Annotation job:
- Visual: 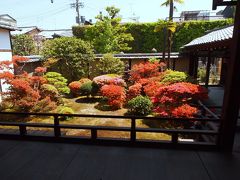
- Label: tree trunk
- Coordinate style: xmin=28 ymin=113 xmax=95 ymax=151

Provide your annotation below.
xmin=167 ymin=0 xmax=174 ymax=68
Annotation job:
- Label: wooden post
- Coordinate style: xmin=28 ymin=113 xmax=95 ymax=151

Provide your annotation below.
xmin=205 ymin=51 xmax=212 ymax=88
xmin=188 ymin=52 xmax=194 ymax=76
xmin=54 ymin=115 xmax=61 ymax=137
xmin=218 ymin=0 xmax=240 ymax=152
xmin=193 ymin=56 xmax=198 ymax=79
xmin=131 ymin=118 xmax=136 ymax=142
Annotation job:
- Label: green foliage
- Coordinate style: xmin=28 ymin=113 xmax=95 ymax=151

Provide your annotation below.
xmin=161 ymin=70 xmax=188 ymax=84
xmin=173 ymin=19 xmax=233 ymax=50
xmin=44 ymin=72 xmax=70 ymax=95
xmin=73 ymin=19 xmax=233 ymax=52
xmin=56 ymin=106 xmax=74 ymax=120
xmin=12 ymin=34 xmax=35 ymax=56
xmin=198 ymin=67 xmax=206 ymax=83
xmin=73 ymin=6 xmax=133 ymax=53
xmin=127 ymin=95 xmax=153 ymax=116
xmin=95 ymin=53 xmax=125 ymax=76
xmin=41 ymin=37 xmax=95 ymax=81
xmin=79 ymin=81 xmax=93 ymax=97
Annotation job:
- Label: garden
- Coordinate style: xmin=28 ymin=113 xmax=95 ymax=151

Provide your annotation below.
xmin=0 ymin=54 xmax=208 ymax=141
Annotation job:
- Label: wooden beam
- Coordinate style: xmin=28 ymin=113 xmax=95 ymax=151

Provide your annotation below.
xmin=218 ymin=0 xmax=240 ymax=152
xmin=213 ymin=0 xmax=237 ymax=10
xmin=205 ymin=52 xmax=212 ymax=88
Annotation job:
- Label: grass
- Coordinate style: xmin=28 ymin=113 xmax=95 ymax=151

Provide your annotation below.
xmin=0 ymin=96 xmax=171 ymax=141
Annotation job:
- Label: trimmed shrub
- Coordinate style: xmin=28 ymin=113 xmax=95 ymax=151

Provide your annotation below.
xmin=56 ymin=106 xmax=74 ymax=120
xmin=160 ymin=70 xmax=188 ymax=84
xmin=127 ymin=83 xmax=142 ymax=100
xmin=93 ymin=74 xmax=126 ymax=87
xmin=100 ymin=84 xmax=126 ymax=109
xmin=40 ymin=84 xmax=61 ymax=104
xmin=127 ymin=95 xmax=153 ymax=116
xmin=95 ymin=53 xmax=125 ymax=76
xmin=68 ymin=81 xmax=82 ymax=95
xmin=79 ymin=81 xmax=93 ymax=97
xmin=44 ymin=72 xmax=70 ymax=95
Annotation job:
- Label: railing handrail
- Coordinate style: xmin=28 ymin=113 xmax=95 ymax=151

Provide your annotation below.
xmin=0 ymin=111 xmax=220 ymax=122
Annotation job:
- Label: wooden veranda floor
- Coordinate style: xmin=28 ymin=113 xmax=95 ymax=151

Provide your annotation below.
xmin=0 ymin=133 xmax=240 ymax=180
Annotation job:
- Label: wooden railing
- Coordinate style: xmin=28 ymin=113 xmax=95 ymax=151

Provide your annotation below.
xmin=0 ymin=110 xmax=220 ymax=149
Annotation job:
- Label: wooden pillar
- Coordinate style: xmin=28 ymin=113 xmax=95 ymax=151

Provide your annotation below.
xmin=193 ymin=56 xmax=198 ymax=79
xmin=172 ymin=58 xmax=176 ymax=70
xmin=205 ymin=51 xmax=212 ymax=88
xmin=188 ymin=52 xmax=195 ymax=76
xmin=218 ymin=0 xmax=240 ymax=152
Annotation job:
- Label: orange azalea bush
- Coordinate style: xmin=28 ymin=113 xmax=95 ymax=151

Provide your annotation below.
xmin=0 ymin=58 xmax=57 ymax=112
xmin=129 ymin=61 xmax=166 ymax=83
xmin=127 ymin=83 xmax=142 ymax=100
xmin=152 ymin=82 xmax=208 ymax=118
xmin=100 ymin=84 xmax=126 ymax=109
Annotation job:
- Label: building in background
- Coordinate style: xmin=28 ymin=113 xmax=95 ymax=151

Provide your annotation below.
xmin=167 ymin=10 xmax=225 ymax=22
xmin=0 ymin=14 xmax=17 ymax=98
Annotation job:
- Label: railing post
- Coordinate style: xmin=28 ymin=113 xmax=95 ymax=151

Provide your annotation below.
xmin=19 ymin=125 xmax=27 ymax=136
xmin=54 ymin=115 xmax=61 ymax=137
xmin=91 ymin=129 xmax=97 ymax=140
xmin=172 ymin=133 xmax=178 ymax=144
xmin=131 ymin=118 xmax=136 ymax=142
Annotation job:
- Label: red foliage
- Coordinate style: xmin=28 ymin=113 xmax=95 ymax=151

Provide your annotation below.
xmin=68 ymin=81 xmax=82 ymax=94
xmin=100 ymin=85 xmax=126 ymax=109
xmin=0 ymin=57 xmax=57 ymax=112
xmin=35 ymin=67 xmax=47 ymax=73
xmin=0 ymin=71 xmax=14 ymax=80
xmin=127 ymin=83 xmax=142 ymax=100
xmin=129 ymin=61 xmax=165 ymax=83
xmin=152 ymin=82 xmax=208 ymax=118
xmin=172 ymin=104 xmax=198 ymax=118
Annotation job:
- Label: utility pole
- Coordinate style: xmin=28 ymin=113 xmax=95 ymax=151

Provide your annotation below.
xmin=70 ymin=0 xmax=84 ymax=25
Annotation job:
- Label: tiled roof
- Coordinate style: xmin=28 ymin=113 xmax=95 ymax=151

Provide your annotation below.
xmin=95 ymin=52 xmax=179 ymax=59
xmin=184 ymin=25 xmax=233 ymax=47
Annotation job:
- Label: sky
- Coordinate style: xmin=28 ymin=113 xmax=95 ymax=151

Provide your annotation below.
xmin=0 ymin=0 xmax=225 ymax=30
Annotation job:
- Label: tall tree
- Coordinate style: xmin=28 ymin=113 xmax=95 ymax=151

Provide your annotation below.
xmin=85 ymin=6 xmax=134 ymax=53
xmin=12 ymin=34 xmax=36 ymax=56
xmin=161 ymin=0 xmax=184 ymax=68
xmin=161 ymin=0 xmax=184 ymax=21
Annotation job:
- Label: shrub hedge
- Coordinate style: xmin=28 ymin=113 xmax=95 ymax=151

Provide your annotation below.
xmin=73 ymin=19 xmax=233 ymax=52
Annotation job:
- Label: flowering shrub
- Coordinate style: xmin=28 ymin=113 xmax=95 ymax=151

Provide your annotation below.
xmin=100 ymin=84 xmax=126 ymax=109
xmin=127 ymin=83 xmax=142 ymax=100
xmin=68 ymin=81 xmax=82 ymax=95
xmin=35 ymin=67 xmax=47 ymax=73
xmin=129 ymin=61 xmax=166 ymax=83
xmin=152 ymin=82 xmax=208 ymax=118
xmin=93 ymin=74 xmax=126 ymax=87
xmin=0 ymin=57 xmax=59 ymax=112
xmin=143 ymin=81 xmax=162 ymax=97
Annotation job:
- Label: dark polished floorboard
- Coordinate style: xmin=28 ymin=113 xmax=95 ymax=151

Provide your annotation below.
xmin=0 ymin=137 xmax=240 ymax=180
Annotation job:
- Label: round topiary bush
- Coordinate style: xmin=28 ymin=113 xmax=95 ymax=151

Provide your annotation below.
xmin=79 ymin=81 xmax=93 ymax=97
xmin=127 ymin=95 xmax=153 ymax=116
xmin=56 ymin=106 xmax=74 ymax=120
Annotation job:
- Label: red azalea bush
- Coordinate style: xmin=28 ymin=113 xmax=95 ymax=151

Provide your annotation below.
xmin=152 ymin=82 xmax=208 ymax=118
xmin=68 ymin=81 xmax=82 ymax=95
xmin=100 ymin=84 xmax=126 ymax=109
xmin=127 ymin=83 xmax=142 ymax=100
xmin=129 ymin=61 xmax=166 ymax=83
xmin=0 ymin=57 xmax=58 ymax=112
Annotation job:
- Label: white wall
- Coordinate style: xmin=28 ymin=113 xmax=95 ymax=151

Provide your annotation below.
xmin=0 ymin=29 xmax=11 ymax=50
xmin=0 ymin=29 xmax=13 ymax=102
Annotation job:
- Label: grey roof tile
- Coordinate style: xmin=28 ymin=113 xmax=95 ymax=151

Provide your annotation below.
xmin=184 ymin=25 xmax=233 ymax=47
